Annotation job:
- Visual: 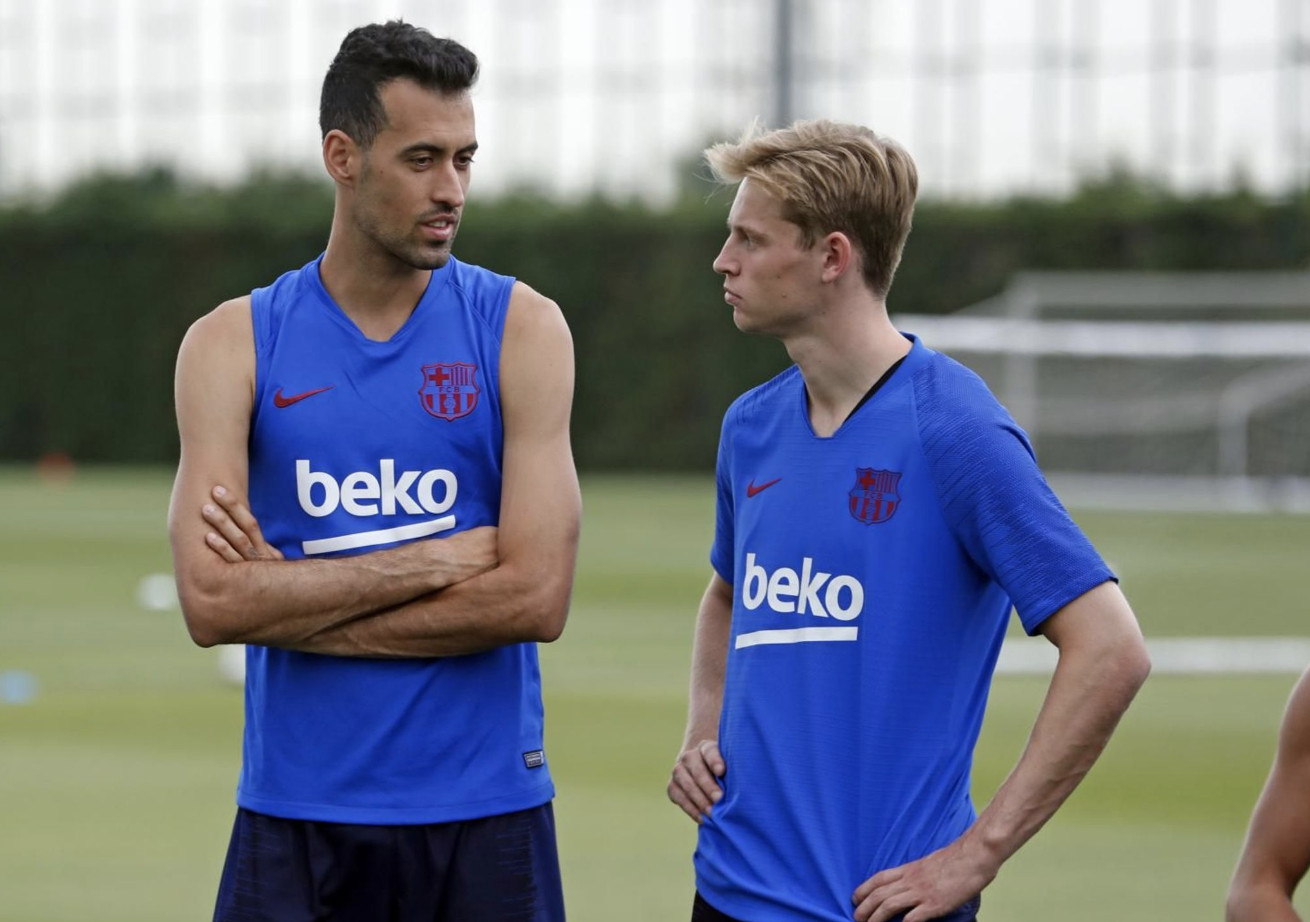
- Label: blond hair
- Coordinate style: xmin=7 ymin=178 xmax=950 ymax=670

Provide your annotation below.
xmin=704 ymin=119 xmax=918 ymax=297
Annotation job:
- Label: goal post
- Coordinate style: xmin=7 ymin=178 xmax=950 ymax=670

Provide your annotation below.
xmin=895 ymin=271 xmax=1310 ymax=512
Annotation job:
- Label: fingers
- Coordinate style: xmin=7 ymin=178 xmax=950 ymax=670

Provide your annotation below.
xmin=666 ymin=773 xmax=706 ymax=823
xmin=211 ymin=486 xmax=280 ymax=558
xmin=205 ymin=529 xmax=245 ymax=563
xmin=853 ymin=859 xmax=973 ymax=922
xmin=853 ymin=879 xmax=917 ymax=922
xmin=202 ymin=485 xmax=283 ymax=561
xmin=853 ymin=867 xmax=894 ymax=904
xmin=667 ymin=741 xmax=726 ymax=823
xmin=698 ymin=739 xmax=726 ymax=775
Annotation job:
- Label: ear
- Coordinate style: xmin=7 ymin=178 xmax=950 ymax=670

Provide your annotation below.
xmin=818 ymin=231 xmax=854 ymax=284
xmin=322 ymin=129 xmax=360 ymax=186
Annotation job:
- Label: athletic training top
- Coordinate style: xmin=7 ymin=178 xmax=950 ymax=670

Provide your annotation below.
xmin=697 ymin=334 xmax=1114 ymax=921
xmin=238 ymin=255 xmax=554 ymax=824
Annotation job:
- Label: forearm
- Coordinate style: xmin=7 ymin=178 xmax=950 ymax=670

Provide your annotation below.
xmin=964 ymin=634 xmax=1149 ymax=864
xmin=177 ymin=538 xmax=481 ymax=648
xmin=1228 ymin=667 xmax=1310 ymax=922
xmin=1226 ymin=878 xmax=1302 ymax=922
xmin=682 ymin=577 xmax=733 ymax=747
xmin=290 ymin=547 xmax=575 ymax=657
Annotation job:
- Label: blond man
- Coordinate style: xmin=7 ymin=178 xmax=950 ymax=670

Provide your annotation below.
xmin=667 ymin=120 xmax=1150 ymax=922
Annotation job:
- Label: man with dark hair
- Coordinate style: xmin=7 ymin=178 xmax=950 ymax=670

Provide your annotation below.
xmin=667 ymin=119 xmax=1151 ymax=922
xmin=169 ymin=21 xmax=577 ymax=921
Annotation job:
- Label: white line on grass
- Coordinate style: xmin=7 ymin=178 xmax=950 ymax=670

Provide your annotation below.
xmin=998 ymin=636 xmax=1310 ymax=675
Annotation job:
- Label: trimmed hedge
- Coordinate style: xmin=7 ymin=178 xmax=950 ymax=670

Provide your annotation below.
xmin=1 ymin=169 xmax=1306 ymax=469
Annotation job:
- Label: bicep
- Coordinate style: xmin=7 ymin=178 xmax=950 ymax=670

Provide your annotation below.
xmin=703 ymin=572 xmax=733 ymax=616
xmin=496 ymin=284 xmax=580 ymax=571
xmin=167 ymin=300 xmax=256 ymax=592
xmin=1036 ymin=582 xmax=1141 ymax=651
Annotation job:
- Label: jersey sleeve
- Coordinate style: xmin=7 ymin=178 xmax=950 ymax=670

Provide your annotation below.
xmin=915 ymin=362 xmax=1116 ymax=635
xmin=709 ymin=408 xmax=736 ymax=585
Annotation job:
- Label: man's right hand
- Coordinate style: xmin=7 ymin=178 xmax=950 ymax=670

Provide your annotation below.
xmin=668 ymin=739 xmax=726 ymax=824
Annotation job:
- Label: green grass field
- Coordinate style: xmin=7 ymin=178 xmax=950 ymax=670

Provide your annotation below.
xmin=1 ymin=466 xmax=1307 ymax=921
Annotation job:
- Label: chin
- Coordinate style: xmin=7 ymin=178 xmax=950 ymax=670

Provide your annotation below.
xmin=400 ymin=245 xmax=453 ymax=271
xmin=731 ymin=309 xmax=763 ymax=335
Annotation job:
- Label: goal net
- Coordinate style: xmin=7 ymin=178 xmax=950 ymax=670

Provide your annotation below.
xmin=896 ymin=271 xmax=1310 ymax=512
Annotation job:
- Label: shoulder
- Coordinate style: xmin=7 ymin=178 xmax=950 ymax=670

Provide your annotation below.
xmin=505 ymin=281 xmax=571 ymax=348
xmin=724 ymin=365 xmax=801 ymax=430
xmin=448 ymin=255 xmax=514 ymax=287
xmin=447 ymin=257 xmax=516 ymax=305
xmin=180 ymin=296 xmax=254 ymax=358
xmin=174 ymin=296 xmax=256 ymax=410
xmin=908 ymin=348 xmax=1031 ymax=458
xmin=910 ymin=348 xmax=1006 ymax=421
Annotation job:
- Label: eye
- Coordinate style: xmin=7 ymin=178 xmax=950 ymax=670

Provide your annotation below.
xmin=455 ymin=154 xmax=475 ymax=170
xmin=411 ymin=156 xmax=434 ymax=169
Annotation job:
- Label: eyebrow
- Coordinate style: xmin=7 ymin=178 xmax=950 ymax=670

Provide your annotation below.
xmin=727 ymin=220 xmax=766 ymax=236
xmin=398 ymin=141 xmax=480 ymax=157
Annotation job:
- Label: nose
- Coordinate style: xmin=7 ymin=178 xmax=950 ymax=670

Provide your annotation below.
xmin=431 ymin=161 xmax=466 ymax=210
xmin=712 ymin=241 xmax=735 ymax=276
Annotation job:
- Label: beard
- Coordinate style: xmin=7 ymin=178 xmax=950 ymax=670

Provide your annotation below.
xmin=356 ymin=206 xmax=459 ymax=270
xmin=351 ymin=171 xmax=461 ymax=271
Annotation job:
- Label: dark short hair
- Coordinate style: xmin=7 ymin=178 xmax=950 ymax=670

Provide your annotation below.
xmin=319 ymin=21 xmax=479 ymax=148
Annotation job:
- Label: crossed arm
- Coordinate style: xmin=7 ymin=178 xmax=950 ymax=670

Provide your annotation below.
xmin=1227 ymin=667 xmax=1310 ymax=922
xmin=168 ymin=282 xmax=580 ymax=657
xmin=667 ymin=579 xmax=1150 ymax=922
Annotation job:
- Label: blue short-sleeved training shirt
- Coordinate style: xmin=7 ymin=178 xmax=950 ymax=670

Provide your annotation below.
xmin=696 ymin=333 xmax=1113 ymax=922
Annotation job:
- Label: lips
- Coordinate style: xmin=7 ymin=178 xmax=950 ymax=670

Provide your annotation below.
xmin=421 ymin=215 xmax=459 ymax=242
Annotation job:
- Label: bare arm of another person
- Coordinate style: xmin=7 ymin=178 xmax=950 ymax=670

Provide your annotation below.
xmin=168 ymin=297 xmax=497 ymax=649
xmin=853 ymin=581 xmax=1151 ymax=922
xmin=269 ymin=282 xmax=581 ymax=657
xmin=1227 ymin=667 xmax=1310 ymax=922
xmin=668 ymin=572 xmax=734 ymax=823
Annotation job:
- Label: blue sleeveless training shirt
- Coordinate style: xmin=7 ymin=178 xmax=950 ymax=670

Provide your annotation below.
xmin=697 ymin=334 xmax=1114 ymax=921
xmin=239 ymin=255 xmax=554 ymax=824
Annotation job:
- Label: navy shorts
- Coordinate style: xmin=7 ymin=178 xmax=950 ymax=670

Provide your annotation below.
xmin=691 ymin=890 xmax=980 ymax=921
xmin=214 ymin=803 xmax=565 ymax=922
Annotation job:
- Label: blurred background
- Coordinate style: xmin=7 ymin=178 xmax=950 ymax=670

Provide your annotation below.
xmin=1 ymin=1 xmax=1309 ymax=920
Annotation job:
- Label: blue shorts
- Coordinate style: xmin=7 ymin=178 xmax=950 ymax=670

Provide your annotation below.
xmin=214 ymin=804 xmax=565 ymax=922
xmin=691 ymin=890 xmax=980 ymax=921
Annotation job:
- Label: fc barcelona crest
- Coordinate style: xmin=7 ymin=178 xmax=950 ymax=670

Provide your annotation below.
xmin=419 ymin=362 xmax=480 ymax=421
xmin=849 ymin=468 xmax=902 ymax=525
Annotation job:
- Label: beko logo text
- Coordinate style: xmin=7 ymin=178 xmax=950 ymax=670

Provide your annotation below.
xmin=296 ymin=459 xmax=457 ymax=518
xmin=741 ymin=552 xmax=864 ymax=621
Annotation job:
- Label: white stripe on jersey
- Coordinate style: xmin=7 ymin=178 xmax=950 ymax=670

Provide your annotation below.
xmin=302 ymin=515 xmax=456 ymax=555
xmin=735 ymin=627 xmax=859 ymax=649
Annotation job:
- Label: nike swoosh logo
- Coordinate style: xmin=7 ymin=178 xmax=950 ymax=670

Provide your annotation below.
xmin=746 ymin=477 xmax=782 ymax=498
xmin=273 ymin=386 xmax=334 ymax=408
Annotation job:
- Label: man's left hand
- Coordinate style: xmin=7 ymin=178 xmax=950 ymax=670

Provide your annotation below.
xmin=851 ymin=836 xmax=996 ymax=922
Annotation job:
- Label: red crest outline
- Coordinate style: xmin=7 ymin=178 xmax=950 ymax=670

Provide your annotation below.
xmin=419 ymin=362 xmax=480 ymax=421
xmin=849 ymin=468 xmax=902 ymax=525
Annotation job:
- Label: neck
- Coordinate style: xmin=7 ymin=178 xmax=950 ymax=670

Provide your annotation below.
xmin=320 ymin=216 xmax=434 ymax=341
xmin=783 ymin=292 xmax=909 ymax=437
